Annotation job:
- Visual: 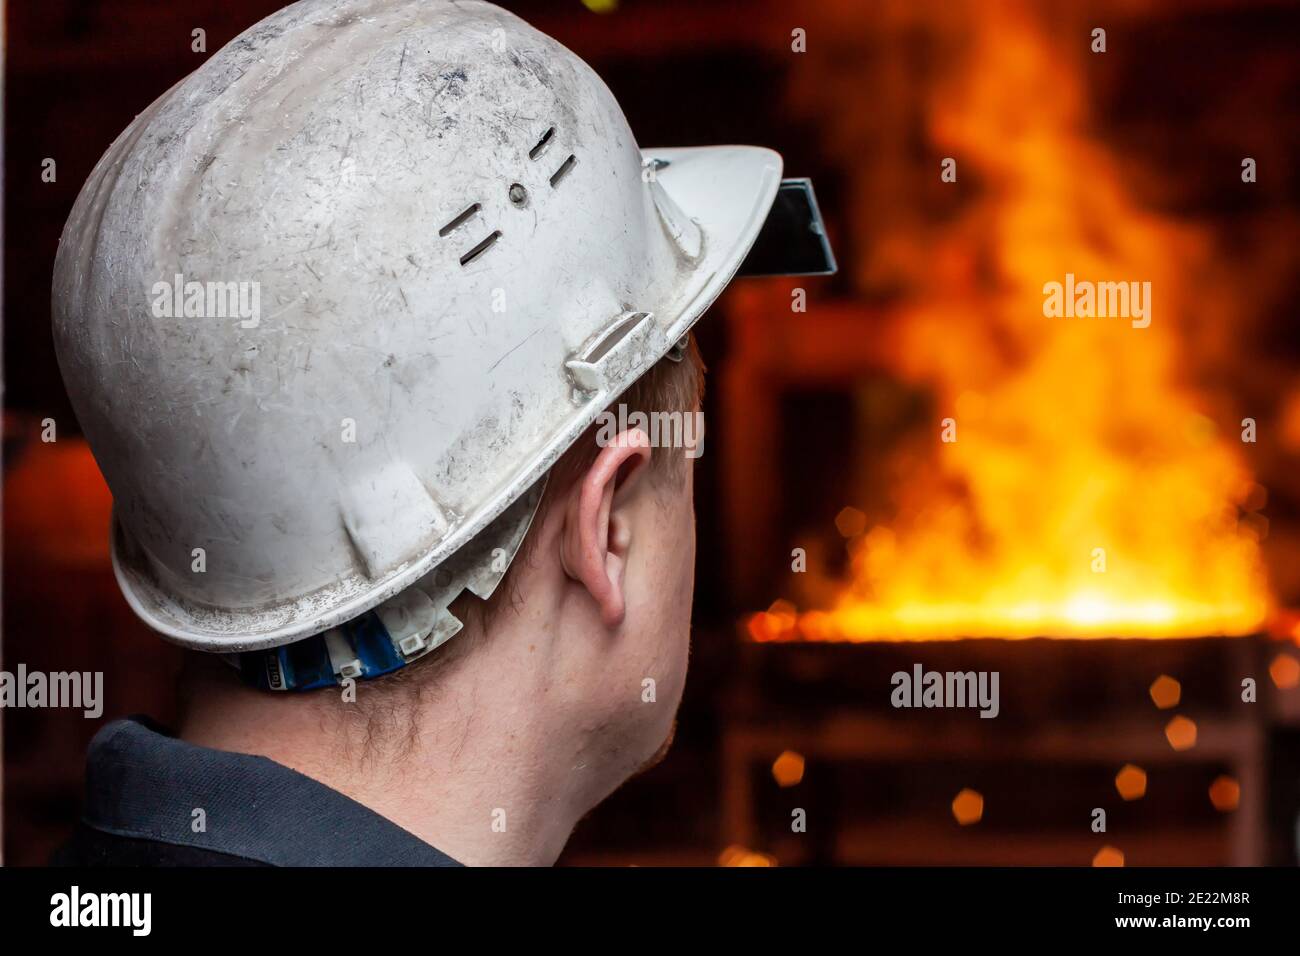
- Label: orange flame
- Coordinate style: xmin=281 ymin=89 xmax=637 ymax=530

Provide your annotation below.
xmin=763 ymin=3 xmax=1270 ymax=640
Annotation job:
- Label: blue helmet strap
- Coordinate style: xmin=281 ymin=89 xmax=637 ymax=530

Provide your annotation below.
xmin=236 ymin=610 xmax=405 ymax=692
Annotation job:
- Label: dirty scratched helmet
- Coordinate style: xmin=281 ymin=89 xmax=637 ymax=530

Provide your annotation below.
xmin=53 ymin=0 xmax=832 ymax=687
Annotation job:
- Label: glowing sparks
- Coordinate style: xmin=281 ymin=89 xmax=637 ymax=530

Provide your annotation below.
xmin=717 ymin=845 xmax=776 ymax=867
xmin=1115 ymin=765 xmax=1147 ymax=801
xmin=1270 ymin=654 xmax=1300 ymax=690
xmin=1208 ymin=776 xmax=1240 ymax=812
xmin=1164 ymin=716 xmax=1197 ymax=752
xmin=771 ymin=751 xmax=806 ymax=788
xmin=1092 ymin=846 xmax=1125 ymax=867
xmin=951 ymin=788 xmax=984 ymax=825
xmin=1148 ymin=675 xmax=1181 ymax=710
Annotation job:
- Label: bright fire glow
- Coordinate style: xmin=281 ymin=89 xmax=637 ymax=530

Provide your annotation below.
xmin=753 ymin=4 xmax=1270 ymax=641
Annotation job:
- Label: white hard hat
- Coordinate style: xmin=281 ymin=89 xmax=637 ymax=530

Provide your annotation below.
xmin=53 ymin=0 xmax=786 ymax=655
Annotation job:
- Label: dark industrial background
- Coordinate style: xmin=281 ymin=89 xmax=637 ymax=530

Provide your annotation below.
xmin=5 ymin=0 xmax=1300 ymax=865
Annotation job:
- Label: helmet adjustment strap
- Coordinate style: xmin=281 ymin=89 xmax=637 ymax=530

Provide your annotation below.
xmin=233 ymin=477 xmax=547 ymax=692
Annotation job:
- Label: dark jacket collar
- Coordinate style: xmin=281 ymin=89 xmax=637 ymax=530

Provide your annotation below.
xmin=81 ymin=717 xmax=462 ymax=867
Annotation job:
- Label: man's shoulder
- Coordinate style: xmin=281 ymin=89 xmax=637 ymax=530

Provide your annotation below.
xmin=64 ymin=715 xmax=462 ymax=867
xmin=52 ymin=822 xmax=270 ymax=867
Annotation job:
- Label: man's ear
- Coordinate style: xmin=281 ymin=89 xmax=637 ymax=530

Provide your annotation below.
xmin=559 ymin=428 xmax=652 ymax=628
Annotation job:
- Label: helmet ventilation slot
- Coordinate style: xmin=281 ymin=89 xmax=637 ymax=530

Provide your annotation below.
xmin=439 ymin=202 xmax=481 ymax=237
xmin=528 ymin=126 xmax=555 ymax=160
xmin=549 ymin=154 xmax=577 ymax=188
xmin=581 ymin=311 xmax=651 ymax=363
xmin=459 ymin=230 xmax=502 ymax=266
